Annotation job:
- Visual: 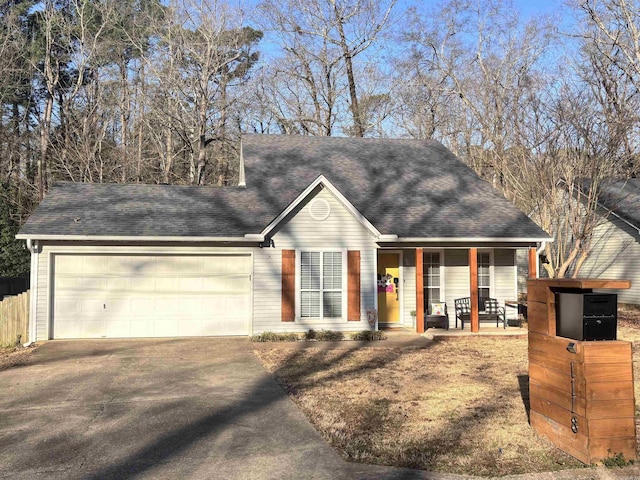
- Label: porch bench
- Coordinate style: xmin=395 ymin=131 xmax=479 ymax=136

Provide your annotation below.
xmin=454 ymin=297 xmax=507 ymax=330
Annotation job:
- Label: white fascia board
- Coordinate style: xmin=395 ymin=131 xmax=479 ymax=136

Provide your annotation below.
xmin=260 ymin=174 xmax=382 ymax=238
xmin=15 ymin=234 xmax=262 ymax=243
xmin=238 ymin=140 xmax=246 ymax=187
xmin=378 ymin=237 xmax=554 ymax=243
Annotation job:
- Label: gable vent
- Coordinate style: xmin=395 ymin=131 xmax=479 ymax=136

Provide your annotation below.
xmin=309 ymin=198 xmax=331 ymax=221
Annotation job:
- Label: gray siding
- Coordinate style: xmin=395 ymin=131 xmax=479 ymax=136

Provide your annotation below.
xmin=580 ymin=216 xmax=640 ymax=304
xmin=256 ymin=187 xmax=378 ymax=333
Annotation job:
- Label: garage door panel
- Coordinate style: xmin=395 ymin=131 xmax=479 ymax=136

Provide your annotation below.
xmin=105 ymin=319 xmax=131 ymax=337
xmin=56 ymin=298 xmax=80 ymax=315
xmin=179 ymin=257 xmax=204 ymax=273
xmin=81 ymin=318 xmax=105 ymax=338
xmin=155 ymin=298 xmax=180 ymax=314
xmin=179 ymin=277 xmax=203 ymax=292
xmin=178 ymin=297 xmax=202 ymax=314
xmin=156 ymin=277 xmax=179 ymax=292
xmin=83 ymin=277 xmax=107 ymax=291
xmin=129 ymin=318 xmax=154 ymax=337
xmin=154 ymin=257 xmax=180 ymax=273
xmin=56 ymin=277 xmax=82 ymax=291
xmin=81 ymin=298 xmax=104 ymax=313
xmin=106 ymin=277 xmax=130 ymax=291
xmin=83 ymin=256 xmax=109 ymax=274
xmin=154 ymin=318 xmax=180 ymax=337
xmin=53 ymin=254 xmax=252 ymax=339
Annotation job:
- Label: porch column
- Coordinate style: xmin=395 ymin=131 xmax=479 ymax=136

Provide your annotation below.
xmin=528 ymin=247 xmax=537 ymax=279
xmin=416 ymin=248 xmax=424 ymax=333
xmin=469 ymin=248 xmax=479 ymax=333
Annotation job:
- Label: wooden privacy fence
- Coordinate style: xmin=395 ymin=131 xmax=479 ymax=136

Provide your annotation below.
xmin=0 ymin=291 xmax=29 ymax=347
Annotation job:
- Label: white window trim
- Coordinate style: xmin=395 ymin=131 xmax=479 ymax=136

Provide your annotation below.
xmin=295 ymin=248 xmax=348 ymax=321
xmin=477 ymin=249 xmax=495 ymax=301
xmin=423 ymin=248 xmax=445 ymax=305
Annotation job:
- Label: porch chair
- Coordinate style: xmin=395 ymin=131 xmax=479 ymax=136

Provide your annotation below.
xmin=484 ymin=298 xmax=507 ymax=329
xmin=454 ymin=297 xmax=470 ymax=329
xmin=424 ymin=302 xmax=449 ymax=330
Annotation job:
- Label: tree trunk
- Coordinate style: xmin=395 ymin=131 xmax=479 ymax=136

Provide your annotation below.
xmin=333 ymin=3 xmax=363 ymax=137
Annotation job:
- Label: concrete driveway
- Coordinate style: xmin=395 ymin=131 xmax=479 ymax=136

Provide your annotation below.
xmin=0 ymin=338 xmax=440 ymax=480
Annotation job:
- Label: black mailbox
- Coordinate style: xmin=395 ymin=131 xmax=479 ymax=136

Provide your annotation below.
xmin=555 ymin=293 xmax=617 ymax=341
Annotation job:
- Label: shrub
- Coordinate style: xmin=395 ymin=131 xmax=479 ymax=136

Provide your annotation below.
xmin=602 ymin=451 xmax=634 ymax=468
xmin=251 ymin=331 xmax=299 ymax=342
xmin=314 ymin=329 xmax=343 ymax=341
xmin=350 ymin=330 xmax=387 ymax=341
xmin=304 ymin=329 xmax=317 ymax=340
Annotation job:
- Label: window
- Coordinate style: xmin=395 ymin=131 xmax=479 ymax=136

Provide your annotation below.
xmin=478 ymin=251 xmax=491 ymax=309
xmin=423 ymin=251 xmax=441 ymax=306
xmin=300 ymin=251 xmax=343 ymax=318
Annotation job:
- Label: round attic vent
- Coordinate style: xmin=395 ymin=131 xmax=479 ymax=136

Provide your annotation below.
xmin=309 ymin=198 xmax=331 ymax=221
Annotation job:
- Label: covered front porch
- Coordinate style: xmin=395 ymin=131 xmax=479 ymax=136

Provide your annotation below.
xmin=375 ymin=245 xmax=541 ymax=333
xmin=415 ymin=247 xmax=538 ymax=336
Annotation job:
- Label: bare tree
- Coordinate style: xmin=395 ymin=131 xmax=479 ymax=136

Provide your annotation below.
xmin=403 ymin=0 xmax=554 ymax=196
xmin=256 ymin=0 xmax=396 ymax=137
xmin=145 ymin=0 xmax=260 ymax=185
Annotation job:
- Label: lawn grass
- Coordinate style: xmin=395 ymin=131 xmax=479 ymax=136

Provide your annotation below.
xmin=254 ymin=313 xmax=640 ymax=476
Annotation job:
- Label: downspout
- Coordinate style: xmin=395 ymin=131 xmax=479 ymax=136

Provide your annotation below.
xmin=25 ymin=239 xmax=38 ymax=346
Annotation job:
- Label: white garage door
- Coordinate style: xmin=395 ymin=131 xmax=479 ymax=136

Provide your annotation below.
xmin=52 ymin=254 xmax=252 ymax=339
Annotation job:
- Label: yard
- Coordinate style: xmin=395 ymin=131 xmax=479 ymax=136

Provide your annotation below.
xmin=254 ymin=309 xmax=640 ymax=477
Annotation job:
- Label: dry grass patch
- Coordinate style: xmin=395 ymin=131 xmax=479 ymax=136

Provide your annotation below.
xmin=255 ymin=338 xmax=586 ymax=476
xmin=0 ymin=345 xmax=36 ymax=371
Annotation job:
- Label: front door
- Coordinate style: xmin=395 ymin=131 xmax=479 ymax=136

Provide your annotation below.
xmin=378 ymin=253 xmax=400 ymax=323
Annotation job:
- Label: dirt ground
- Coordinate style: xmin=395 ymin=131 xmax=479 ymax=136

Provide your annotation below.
xmin=255 ymin=309 xmax=640 ymax=477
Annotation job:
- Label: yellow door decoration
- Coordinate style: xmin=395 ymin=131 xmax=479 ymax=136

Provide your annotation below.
xmin=377 ymin=253 xmax=400 ymax=323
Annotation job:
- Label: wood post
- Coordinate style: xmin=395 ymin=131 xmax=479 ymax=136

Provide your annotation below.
xmin=469 ymin=248 xmax=479 ymax=333
xmin=528 ymin=247 xmax=537 ymax=279
xmin=281 ymin=250 xmax=295 ymax=322
xmin=416 ymin=248 xmax=424 ymax=333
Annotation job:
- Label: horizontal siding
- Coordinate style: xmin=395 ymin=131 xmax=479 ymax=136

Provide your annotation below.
xmin=494 ymin=249 xmax=517 ymax=320
xmin=444 ymin=249 xmax=469 ymax=328
xmin=516 ymin=249 xmax=528 ymax=296
xmin=403 ymin=249 xmax=416 ymax=329
xmin=254 ymin=188 xmax=378 ymax=333
xmin=36 ymin=249 xmax=48 ymax=341
xmin=580 ymin=217 xmax=640 ymax=304
xmin=252 ymin=249 xmax=282 ymax=332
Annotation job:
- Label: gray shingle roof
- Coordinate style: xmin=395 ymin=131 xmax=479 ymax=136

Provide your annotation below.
xmin=595 ymin=179 xmax=640 ymax=228
xmin=18 ymin=134 xmax=550 ymax=240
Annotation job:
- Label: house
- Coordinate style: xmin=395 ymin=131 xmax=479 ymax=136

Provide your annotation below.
xmin=575 ymin=179 xmax=640 ymax=304
xmin=17 ymin=135 xmax=551 ymax=340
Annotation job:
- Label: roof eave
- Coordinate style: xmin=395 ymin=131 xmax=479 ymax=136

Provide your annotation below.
xmin=15 ymin=234 xmax=264 ymax=243
xmin=377 ymin=236 xmax=553 ymax=243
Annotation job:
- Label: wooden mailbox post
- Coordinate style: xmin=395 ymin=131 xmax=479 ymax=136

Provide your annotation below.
xmin=528 ymin=278 xmax=636 ymax=464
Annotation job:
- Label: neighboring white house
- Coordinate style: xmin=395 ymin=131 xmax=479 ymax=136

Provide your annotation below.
xmin=17 ymin=135 xmax=550 ymax=340
xmin=577 ymin=179 xmax=640 ymax=305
